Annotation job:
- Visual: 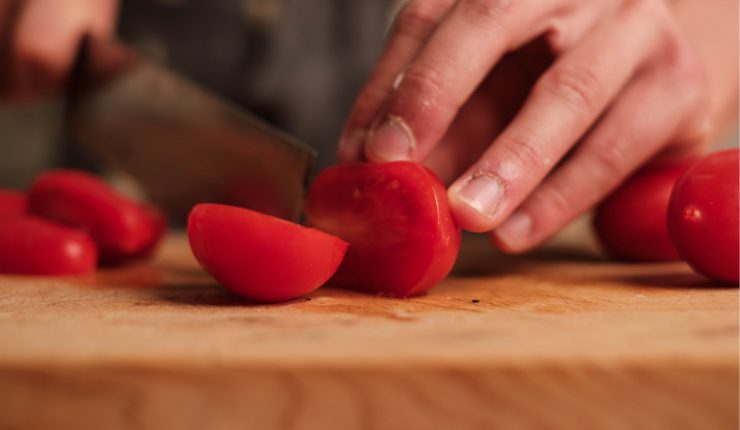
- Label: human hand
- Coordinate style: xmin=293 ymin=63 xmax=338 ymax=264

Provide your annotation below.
xmin=0 ymin=0 xmax=117 ymax=103
xmin=338 ymin=0 xmax=710 ymax=252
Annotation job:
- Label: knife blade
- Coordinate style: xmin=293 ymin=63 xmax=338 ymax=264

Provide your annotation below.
xmin=65 ymin=38 xmax=316 ymax=222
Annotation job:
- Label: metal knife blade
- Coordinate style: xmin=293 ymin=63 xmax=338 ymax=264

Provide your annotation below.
xmin=65 ymin=39 xmax=316 ymax=222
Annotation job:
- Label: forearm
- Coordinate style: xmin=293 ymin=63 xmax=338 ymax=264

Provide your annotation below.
xmin=672 ymin=0 xmax=739 ymax=142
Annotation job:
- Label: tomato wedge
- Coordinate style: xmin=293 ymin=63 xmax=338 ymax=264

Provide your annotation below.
xmin=593 ymin=162 xmax=691 ymax=261
xmin=668 ymin=149 xmax=739 ymax=283
xmin=28 ymin=170 xmax=165 ymax=264
xmin=188 ymin=203 xmax=348 ymax=302
xmin=305 ymin=161 xmax=461 ymax=297
xmin=0 ymin=216 xmax=97 ymax=276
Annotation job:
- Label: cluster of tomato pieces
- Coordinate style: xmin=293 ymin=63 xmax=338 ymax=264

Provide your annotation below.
xmin=0 ymin=170 xmax=166 ymax=275
xmin=191 ymin=150 xmax=738 ymax=303
xmin=188 ymin=162 xmax=462 ymax=302
xmin=2 ymin=149 xmax=735 ymax=301
xmin=594 ymin=149 xmax=738 ymax=284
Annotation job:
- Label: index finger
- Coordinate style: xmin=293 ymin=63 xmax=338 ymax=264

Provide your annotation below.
xmin=362 ymin=0 xmax=571 ymax=163
xmin=338 ymin=0 xmax=453 ymax=162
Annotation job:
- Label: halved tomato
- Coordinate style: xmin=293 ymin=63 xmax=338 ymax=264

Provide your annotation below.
xmin=188 ymin=203 xmax=348 ymax=302
xmin=305 ymin=162 xmax=461 ymax=297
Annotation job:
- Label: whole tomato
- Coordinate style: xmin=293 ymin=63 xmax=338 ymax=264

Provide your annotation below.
xmin=28 ymin=170 xmax=166 ymax=264
xmin=593 ymin=162 xmax=692 ymax=261
xmin=0 ymin=216 xmax=97 ymax=276
xmin=668 ymin=149 xmax=739 ymax=283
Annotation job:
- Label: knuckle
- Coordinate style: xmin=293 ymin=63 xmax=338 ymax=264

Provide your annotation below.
xmin=457 ymin=0 xmax=515 ymax=29
xmin=535 ymin=184 xmax=575 ymax=223
xmin=500 ymin=132 xmax=545 ymax=173
xmin=401 ymin=63 xmax=448 ymax=102
xmin=395 ymin=1 xmax=447 ymax=40
xmin=665 ymin=39 xmax=705 ymax=85
xmin=620 ymin=0 xmax=664 ymax=19
xmin=589 ymin=137 xmax=632 ymax=179
xmin=660 ymin=37 xmax=710 ymax=114
xmin=539 ymin=64 xmax=600 ymax=114
xmin=683 ymin=118 xmax=712 ymax=147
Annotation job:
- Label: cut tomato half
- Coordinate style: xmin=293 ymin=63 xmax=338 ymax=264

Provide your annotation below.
xmin=188 ymin=203 xmax=348 ymax=302
xmin=305 ymin=161 xmax=461 ymax=297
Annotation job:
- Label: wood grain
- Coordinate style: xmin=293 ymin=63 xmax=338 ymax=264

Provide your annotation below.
xmin=0 ymin=229 xmax=737 ymax=430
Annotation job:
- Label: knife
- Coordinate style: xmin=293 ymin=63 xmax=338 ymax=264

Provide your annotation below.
xmin=65 ymin=38 xmax=316 ymax=222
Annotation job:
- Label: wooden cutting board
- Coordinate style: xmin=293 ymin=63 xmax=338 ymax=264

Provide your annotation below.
xmin=0 ymin=226 xmax=737 ymax=430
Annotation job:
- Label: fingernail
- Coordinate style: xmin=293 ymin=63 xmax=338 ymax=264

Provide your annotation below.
xmin=366 ymin=115 xmax=414 ymax=161
xmin=453 ymin=175 xmax=504 ymax=218
xmin=339 ymin=129 xmax=366 ymax=161
xmin=494 ymin=211 xmax=532 ymax=249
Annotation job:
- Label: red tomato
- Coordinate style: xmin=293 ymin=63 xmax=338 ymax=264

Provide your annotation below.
xmin=28 ymin=170 xmax=165 ymax=264
xmin=593 ymin=162 xmax=692 ymax=261
xmin=0 ymin=190 xmax=27 ymax=218
xmin=0 ymin=216 xmax=97 ymax=275
xmin=668 ymin=149 xmax=739 ymax=283
xmin=305 ymin=161 xmax=461 ymax=297
xmin=188 ymin=203 xmax=348 ymax=302
xmin=132 ymin=206 xmax=167 ymax=260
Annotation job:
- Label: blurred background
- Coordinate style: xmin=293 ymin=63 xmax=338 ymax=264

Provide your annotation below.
xmin=0 ymin=0 xmax=398 ymax=188
xmin=0 ymin=0 xmax=736 ymax=191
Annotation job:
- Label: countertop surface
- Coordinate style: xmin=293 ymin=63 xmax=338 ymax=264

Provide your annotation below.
xmin=0 ymin=231 xmax=737 ymax=430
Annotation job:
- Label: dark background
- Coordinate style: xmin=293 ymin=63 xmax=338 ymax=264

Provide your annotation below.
xmin=0 ymin=0 xmax=397 ymax=187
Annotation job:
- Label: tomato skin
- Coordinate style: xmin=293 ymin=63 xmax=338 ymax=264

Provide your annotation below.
xmin=0 ymin=190 xmax=27 ymax=218
xmin=28 ymin=170 xmax=164 ymax=264
xmin=0 ymin=216 xmax=97 ymax=276
xmin=593 ymin=163 xmax=692 ymax=262
xmin=188 ymin=203 xmax=348 ymax=302
xmin=133 ymin=206 xmax=167 ymax=260
xmin=668 ymin=149 xmax=739 ymax=283
xmin=305 ymin=161 xmax=461 ymax=297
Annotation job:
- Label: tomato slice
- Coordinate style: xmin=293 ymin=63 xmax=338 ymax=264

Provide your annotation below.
xmin=593 ymin=162 xmax=692 ymax=262
xmin=28 ymin=170 xmax=165 ymax=264
xmin=0 ymin=190 xmax=27 ymax=219
xmin=305 ymin=161 xmax=461 ymax=297
xmin=0 ymin=216 xmax=97 ymax=276
xmin=668 ymin=149 xmax=739 ymax=283
xmin=188 ymin=203 xmax=348 ymax=302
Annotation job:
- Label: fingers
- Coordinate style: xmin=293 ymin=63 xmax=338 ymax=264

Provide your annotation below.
xmin=362 ymin=0 xmax=589 ymax=164
xmin=337 ymin=0 xmax=453 ymax=162
xmin=2 ymin=0 xmax=117 ymax=103
xmin=423 ymin=36 xmax=555 ymax=184
xmin=490 ymin=42 xmax=709 ymax=252
xmin=447 ymin=0 xmax=669 ymax=232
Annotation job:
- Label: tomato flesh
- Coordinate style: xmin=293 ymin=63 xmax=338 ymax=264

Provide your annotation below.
xmin=188 ymin=203 xmax=348 ymax=302
xmin=668 ymin=149 xmax=739 ymax=283
xmin=0 ymin=216 xmax=97 ymax=276
xmin=593 ymin=163 xmax=691 ymax=261
xmin=28 ymin=170 xmax=165 ymax=264
xmin=305 ymin=161 xmax=461 ymax=297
